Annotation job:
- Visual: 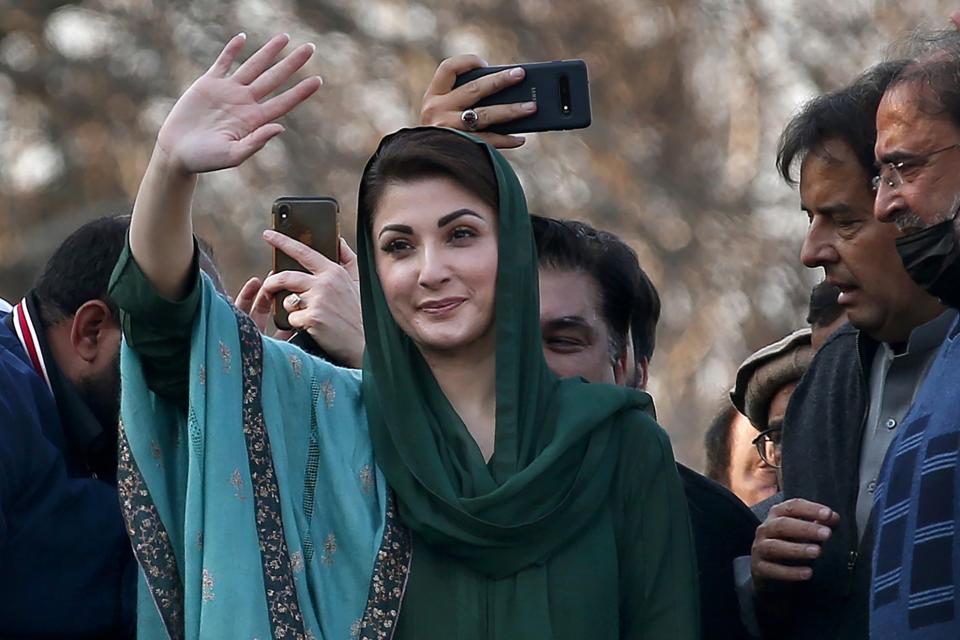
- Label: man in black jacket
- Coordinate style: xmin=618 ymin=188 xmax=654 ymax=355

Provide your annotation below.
xmin=746 ymin=62 xmax=955 ymax=639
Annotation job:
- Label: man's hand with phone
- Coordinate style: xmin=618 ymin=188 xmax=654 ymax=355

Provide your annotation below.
xmin=234 ymin=231 xmax=365 ymax=368
xmin=420 ymin=54 xmax=536 ymax=149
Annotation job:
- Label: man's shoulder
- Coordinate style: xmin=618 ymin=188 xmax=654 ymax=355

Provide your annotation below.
xmin=814 ymin=322 xmax=861 ymax=359
xmin=678 ymin=463 xmax=760 ymax=537
xmin=0 ymin=322 xmax=57 ymax=432
xmin=791 ymin=323 xmax=866 ymax=401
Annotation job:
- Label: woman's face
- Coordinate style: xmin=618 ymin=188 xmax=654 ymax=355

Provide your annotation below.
xmin=372 ymin=176 xmax=499 ymax=355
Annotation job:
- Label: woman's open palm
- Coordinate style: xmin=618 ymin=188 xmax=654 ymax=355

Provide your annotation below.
xmin=157 ymin=33 xmax=322 ymax=174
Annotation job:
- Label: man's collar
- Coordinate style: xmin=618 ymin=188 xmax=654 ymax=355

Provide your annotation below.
xmin=884 ymin=308 xmax=959 ymax=356
xmin=5 ymin=292 xmax=111 ymax=479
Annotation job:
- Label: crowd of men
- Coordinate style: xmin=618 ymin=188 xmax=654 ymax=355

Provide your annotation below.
xmin=3 ymin=18 xmax=960 ymax=640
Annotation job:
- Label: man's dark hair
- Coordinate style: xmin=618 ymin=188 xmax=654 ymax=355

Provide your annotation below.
xmin=33 ymin=215 xmax=131 ymax=328
xmin=704 ymin=401 xmax=739 ymax=487
xmin=608 ymin=233 xmax=661 ymax=363
xmin=776 ymin=60 xmax=908 ymax=187
xmin=885 ymin=29 xmax=960 ymax=130
xmin=531 ymin=216 xmax=661 ymax=369
xmin=806 ymin=281 xmax=844 ymax=328
xmin=531 ymin=216 xmax=634 ymax=363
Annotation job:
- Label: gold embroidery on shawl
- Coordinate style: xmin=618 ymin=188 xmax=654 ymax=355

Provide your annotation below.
xmin=219 ymin=341 xmax=231 ymax=373
xmin=360 ymin=465 xmax=374 ymax=494
xmin=201 ymin=568 xmax=215 ymax=601
xmin=358 ymin=493 xmax=412 ymax=639
xmin=231 ymin=468 xmax=247 ymax=501
xmin=289 ymin=354 xmax=302 ymax=377
xmin=117 ymin=421 xmax=185 ymax=638
xmin=234 ymin=309 xmax=307 ymax=638
xmin=321 ymin=533 xmax=338 ymax=566
xmin=290 ymin=551 xmax=305 ymax=574
xmin=321 ymin=380 xmax=336 ymax=408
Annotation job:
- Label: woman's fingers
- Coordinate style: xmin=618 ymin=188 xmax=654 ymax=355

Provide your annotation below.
xmin=209 ymin=33 xmax=248 ymax=76
xmin=338 ymin=237 xmax=360 ymax=280
xmin=250 ymin=42 xmax=317 ymax=100
xmin=260 ymin=270 xmax=317 ymax=296
xmin=262 ymin=228 xmax=336 ymax=273
xmin=259 ymin=75 xmax=323 ymax=123
xmin=234 ymin=276 xmax=262 ymax=314
xmin=233 ymin=273 xmax=274 ymax=333
xmin=427 ymin=101 xmax=536 ymax=131
xmin=476 ymin=132 xmax=526 ymax=149
xmin=425 ymin=54 xmax=488 ymax=98
xmin=232 ymin=123 xmax=286 ymax=166
xmin=445 ymin=66 xmax=525 ymax=110
xmin=233 ymin=33 xmax=290 ymax=84
xmin=420 ymin=57 xmax=530 ymax=149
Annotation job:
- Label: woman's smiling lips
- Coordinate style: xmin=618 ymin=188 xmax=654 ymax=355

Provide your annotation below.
xmin=418 ymin=297 xmax=467 ymax=316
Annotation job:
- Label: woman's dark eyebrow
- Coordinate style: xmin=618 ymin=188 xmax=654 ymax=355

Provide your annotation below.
xmin=377 ymin=224 xmax=414 ymax=239
xmin=437 ymin=209 xmax=483 ymax=228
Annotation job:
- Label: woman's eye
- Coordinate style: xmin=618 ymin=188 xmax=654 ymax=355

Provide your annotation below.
xmin=449 ymin=227 xmax=478 ymax=243
xmin=381 ymin=238 xmax=414 ymax=254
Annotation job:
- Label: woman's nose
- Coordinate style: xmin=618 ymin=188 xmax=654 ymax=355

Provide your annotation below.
xmin=417 ymin=246 xmax=452 ymax=289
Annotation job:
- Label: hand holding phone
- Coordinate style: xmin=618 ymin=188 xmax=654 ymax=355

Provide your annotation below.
xmin=420 ymin=54 xmax=591 ymax=144
xmin=421 ymin=54 xmax=533 ymax=149
xmin=271 ymin=197 xmax=339 ymax=330
xmin=452 ymin=59 xmax=591 ymax=135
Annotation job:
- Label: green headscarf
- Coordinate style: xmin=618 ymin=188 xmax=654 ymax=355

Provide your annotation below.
xmin=358 ymin=127 xmax=650 ymax=578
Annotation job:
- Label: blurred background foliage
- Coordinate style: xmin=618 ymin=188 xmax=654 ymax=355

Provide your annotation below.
xmin=0 ymin=0 xmax=955 ymax=468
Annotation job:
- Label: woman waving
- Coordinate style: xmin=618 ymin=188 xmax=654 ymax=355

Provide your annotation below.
xmin=111 ymin=34 xmax=699 ymax=639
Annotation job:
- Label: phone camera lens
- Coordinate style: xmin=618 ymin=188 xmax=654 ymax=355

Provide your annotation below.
xmin=277 ymin=203 xmax=291 ymax=226
xmin=559 ymin=74 xmax=572 ymax=116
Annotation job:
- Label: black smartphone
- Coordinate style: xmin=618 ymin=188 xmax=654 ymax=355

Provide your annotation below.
xmin=271 ymin=196 xmax=339 ymax=331
xmin=452 ymin=59 xmax=591 ymax=135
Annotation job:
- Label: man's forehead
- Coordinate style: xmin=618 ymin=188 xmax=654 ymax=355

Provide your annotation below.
xmin=877 ymin=83 xmax=956 ymax=151
xmin=538 ymin=267 xmax=602 ymax=319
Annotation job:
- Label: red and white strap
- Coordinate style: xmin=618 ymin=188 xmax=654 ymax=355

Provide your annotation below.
xmin=12 ymin=299 xmax=52 ymax=392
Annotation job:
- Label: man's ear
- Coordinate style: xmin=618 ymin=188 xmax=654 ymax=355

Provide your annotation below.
xmin=637 ymin=356 xmax=650 ymax=390
xmin=70 ymin=300 xmax=115 ymax=363
xmin=613 ymin=344 xmax=629 ymax=386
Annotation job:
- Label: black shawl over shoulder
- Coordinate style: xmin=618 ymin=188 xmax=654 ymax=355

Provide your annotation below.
xmin=759 ymin=324 xmax=878 ymax=640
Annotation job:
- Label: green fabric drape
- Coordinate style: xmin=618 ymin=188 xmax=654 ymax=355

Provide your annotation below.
xmin=359 ymin=127 xmax=626 ymax=576
xmin=357 ymin=128 xmax=698 ymax=638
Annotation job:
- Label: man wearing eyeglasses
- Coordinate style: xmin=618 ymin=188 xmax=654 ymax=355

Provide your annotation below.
xmin=744 ymin=60 xmax=954 ymax=640
xmin=868 ymin=30 xmax=960 ymax=640
xmin=731 ymin=328 xmax=814 ymax=516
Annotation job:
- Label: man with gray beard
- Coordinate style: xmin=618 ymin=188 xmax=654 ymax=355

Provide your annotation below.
xmin=869 ymin=29 xmax=960 ymax=640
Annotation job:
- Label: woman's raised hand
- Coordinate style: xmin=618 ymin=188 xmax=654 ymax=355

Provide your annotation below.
xmin=129 ymin=33 xmax=321 ymax=301
xmin=157 ymin=33 xmax=322 ymax=174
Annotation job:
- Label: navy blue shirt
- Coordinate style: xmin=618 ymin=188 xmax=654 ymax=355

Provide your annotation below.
xmin=0 ymin=298 xmax=135 ymax=637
